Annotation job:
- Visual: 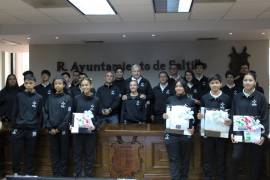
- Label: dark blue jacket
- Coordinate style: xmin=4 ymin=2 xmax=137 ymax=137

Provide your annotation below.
xmin=43 ymin=92 xmax=72 ymax=130
xmin=12 ymin=91 xmax=43 ymax=130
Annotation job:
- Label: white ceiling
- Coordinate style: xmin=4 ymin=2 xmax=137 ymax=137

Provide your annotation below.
xmin=0 ymin=0 xmax=270 ymax=44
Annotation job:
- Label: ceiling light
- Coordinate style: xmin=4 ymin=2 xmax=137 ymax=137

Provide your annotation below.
xmin=26 ymin=37 xmax=31 ymax=40
xmin=67 ymin=0 xmax=116 ymax=15
xmin=122 ymin=34 xmax=127 ymax=38
xmin=153 ymin=0 xmax=193 ymax=13
xmin=152 ymin=34 xmax=156 ymax=37
xmin=261 ymin=32 xmax=265 ymax=35
xmin=55 ymin=36 xmax=59 ymax=40
xmin=229 ymin=32 xmax=233 ymax=35
xmin=178 ymin=0 xmax=193 ymax=12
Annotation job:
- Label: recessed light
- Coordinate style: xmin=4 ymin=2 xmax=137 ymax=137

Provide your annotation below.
xmin=178 ymin=0 xmax=193 ymax=13
xmin=55 ymin=36 xmax=59 ymax=40
xmin=229 ymin=32 xmax=233 ymax=35
xmin=154 ymin=0 xmax=194 ymax=13
xmin=261 ymin=32 xmax=266 ymax=35
xmin=122 ymin=34 xmax=127 ymax=38
xmin=152 ymin=34 xmax=157 ymax=37
xmin=67 ymin=0 xmax=116 ymax=15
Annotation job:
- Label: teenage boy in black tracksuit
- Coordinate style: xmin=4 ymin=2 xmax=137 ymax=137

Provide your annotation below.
xmin=113 ymin=67 xmax=126 ymax=118
xmin=199 ymin=75 xmax=231 ymax=180
xmin=163 ymin=80 xmax=195 ymax=180
xmin=113 ymin=67 xmax=126 ymax=95
xmin=235 ymin=64 xmax=249 ymax=88
xmin=61 ymin=72 xmax=73 ymax=95
xmin=193 ymin=60 xmax=209 ymax=96
xmin=19 ymin=71 xmax=34 ymax=92
xmin=168 ymin=64 xmax=179 ymax=89
xmin=71 ymin=72 xmax=96 ymax=98
xmin=222 ymin=70 xmax=241 ymax=98
xmin=229 ymin=72 xmax=269 ymax=180
xmin=96 ymin=71 xmax=121 ymax=124
xmin=151 ymin=71 xmax=174 ymax=123
xmin=73 ymin=78 xmax=101 ymax=177
xmin=11 ymin=75 xmax=43 ymax=175
xmin=35 ymin=69 xmax=52 ymax=103
xmin=43 ymin=77 xmax=72 ymax=177
xmin=70 ymin=71 xmax=81 ymax=98
xmin=121 ymin=80 xmax=147 ymax=124
xmin=235 ymin=64 xmax=264 ymax=94
xmin=61 ymin=72 xmax=72 ymax=89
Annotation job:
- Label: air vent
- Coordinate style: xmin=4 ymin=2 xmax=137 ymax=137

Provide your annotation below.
xmin=84 ymin=41 xmax=104 ymax=44
xmin=197 ymin=37 xmax=219 ymax=41
xmin=22 ymin=0 xmax=71 ymax=8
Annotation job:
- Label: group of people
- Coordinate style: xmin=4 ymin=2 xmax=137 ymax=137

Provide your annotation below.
xmin=0 ymin=60 xmax=268 ymax=180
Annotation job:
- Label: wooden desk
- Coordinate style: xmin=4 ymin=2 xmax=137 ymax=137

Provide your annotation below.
xmin=2 ymin=124 xmax=270 ymax=180
xmin=94 ymin=124 xmax=202 ymax=180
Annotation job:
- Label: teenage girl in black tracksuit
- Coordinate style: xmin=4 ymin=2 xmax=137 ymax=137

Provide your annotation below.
xmin=183 ymin=70 xmax=200 ymax=103
xmin=73 ymin=78 xmax=101 ymax=177
xmin=0 ymin=74 xmax=20 ymax=178
xmin=229 ymin=72 xmax=269 ymax=180
xmin=121 ymin=80 xmax=147 ymax=124
xmin=43 ymin=76 xmax=72 ymax=177
xmin=183 ymin=70 xmax=201 ymax=129
xmin=163 ymin=80 xmax=195 ymax=180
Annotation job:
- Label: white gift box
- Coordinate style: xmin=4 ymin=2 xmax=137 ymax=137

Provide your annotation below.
xmin=200 ymin=108 xmax=230 ymax=138
xmin=71 ymin=111 xmax=95 ymax=134
xmin=166 ymin=105 xmax=194 ymax=136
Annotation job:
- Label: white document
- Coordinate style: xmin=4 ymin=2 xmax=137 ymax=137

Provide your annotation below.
xmin=234 ymin=135 xmax=243 ymax=142
xmin=166 ymin=105 xmax=194 ymax=136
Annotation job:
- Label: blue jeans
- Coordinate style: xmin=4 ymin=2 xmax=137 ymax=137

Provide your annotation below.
xmin=102 ymin=114 xmax=119 ymax=124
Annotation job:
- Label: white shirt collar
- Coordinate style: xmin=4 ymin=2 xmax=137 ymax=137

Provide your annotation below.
xmin=170 ymin=74 xmax=181 ymax=81
xmin=195 ymin=75 xmax=203 ymax=81
xmin=187 ymin=83 xmax=193 ymax=88
xmin=226 ymin=83 xmax=235 ymax=89
xmin=132 ymin=76 xmax=142 ymax=84
xmin=210 ymin=91 xmax=222 ymax=99
xmin=160 ymin=83 xmax=168 ymax=91
xmin=67 ymin=83 xmax=71 ymax=88
xmin=41 ymin=81 xmax=50 ymax=87
xmin=243 ymin=88 xmax=255 ymax=97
